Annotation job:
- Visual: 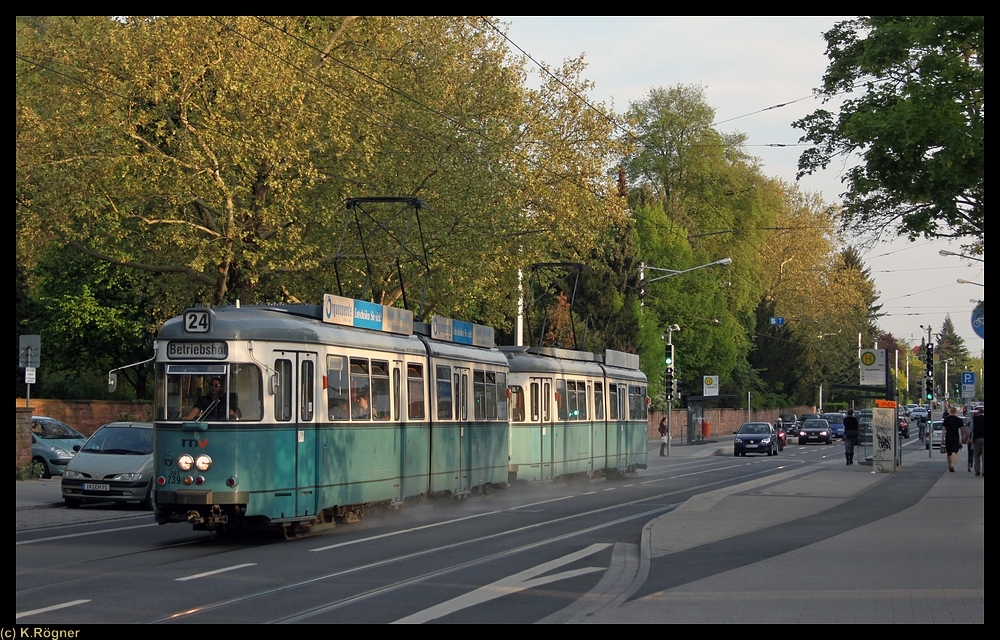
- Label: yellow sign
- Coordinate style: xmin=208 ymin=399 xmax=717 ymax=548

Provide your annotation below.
xmin=874 ymin=399 xmax=897 ymax=408
xmin=861 ymin=351 xmax=877 ymax=366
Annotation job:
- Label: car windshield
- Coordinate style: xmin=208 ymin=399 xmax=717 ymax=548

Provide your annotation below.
xmin=803 ymin=420 xmax=828 ymax=428
xmin=739 ymin=424 xmax=770 ymax=434
xmin=32 ymin=419 xmax=84 ymax=440
xmin=82 ymin=426 xmax=153 ymax=455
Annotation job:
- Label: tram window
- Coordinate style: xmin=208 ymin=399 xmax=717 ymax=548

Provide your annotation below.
xmin=496 ymin=372 xmax=508 ymax=420
xmin=371 ymin=360 xmax=390 ymax=421
xmin=458 ymin=372 xmax=468 ymax=421
xmin=300 ymin=360 xmax=314 ymax=421
xmin=160 ymin=364 xmax=262 ymax=422
xmin=407 ymin=363 xmax=425 ymax=420
xmin=608 ymin=385 xmax=619 ymax=421
xmin=436 ymin=365 xmax=452 ymax=420
xmin=594 ymin=382 xmax=604 ymax=420
xmin=629 ymin=385 xmax=646 ymax=420
xmin=556 ymin=379 xmax=568 ymax=420
xmin=350 ymin=358 xmax=371 ymax=421
xmin=542 ymin=381 xmax=551 ymax=422
xmin=579 ymin=381 xmax=589 ymax=420
xmin=327 ymin=355 xmax=349 ymax=421
xmin=510 ymin=385 xmax=525 ymax=422
xmin=529 ymin=382 xmax=540 ymax=422
xmin=485 ymin=371 xmax=498 ymax=420
xmin=474 ymin=371 xmax=486 ymax=420
xmin=567 ymin=380 xmax=579 ymax=420
xmin=393 ymin=366 xmax=401 ymax=422
xmin=275 ymin=359 xmax=293 ymax=421
xmin=230 ymin=364 xmax=263 ymax=421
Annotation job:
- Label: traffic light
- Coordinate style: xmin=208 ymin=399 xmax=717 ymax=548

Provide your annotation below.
xmin=925 ymin=378 xmax=934 ymax=402
xmin=674 ymin=379 xmax=683 ymax=401
xmin=665 ymin=366 xmax=674 ymax=400
xmin=925 ymin=343 xmax=934 ymax=378
xmin=664 ymin=343 xmax=674 ymax=367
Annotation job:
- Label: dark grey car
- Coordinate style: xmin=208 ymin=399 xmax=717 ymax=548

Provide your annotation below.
xmin=797 ymin=418 xmax=832 ymax=445
xmin=733 ymin=422 xmax=780 ymax=457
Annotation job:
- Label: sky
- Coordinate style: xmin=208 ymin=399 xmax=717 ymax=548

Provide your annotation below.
xmin=497 ymin=16 xmax=984 ymax=355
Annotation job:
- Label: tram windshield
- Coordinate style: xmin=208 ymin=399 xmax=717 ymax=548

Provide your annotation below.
xmin=157 ymin=363 xmax=264 ymax=422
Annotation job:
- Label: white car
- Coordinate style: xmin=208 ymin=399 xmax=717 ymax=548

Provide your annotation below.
xmin=929 ymin=420 xmax=944 ymax=448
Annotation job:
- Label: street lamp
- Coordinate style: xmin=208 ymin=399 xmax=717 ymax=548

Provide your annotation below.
xmin=957 ymin=278 xmax=984 ymax=287
xmin=939 ymin=249 xmax=984 ymax=263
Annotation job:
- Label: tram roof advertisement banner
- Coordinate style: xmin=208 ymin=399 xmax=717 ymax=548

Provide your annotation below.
xmin=431 ymin=316 xmax=495 ymax=348
xmin=322 ymin=293 xmax=414 ymax=336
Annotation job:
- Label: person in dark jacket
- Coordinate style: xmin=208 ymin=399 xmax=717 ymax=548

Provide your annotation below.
xmin=843 ymin=409 xmax=860 ymax=465
xmin=942 ymin=407 xmax=964 ymax=472
xmin=970 ymin=407 xmax=984 ymax=477
xmin=658 ymin=417 xmax=668 ymax=456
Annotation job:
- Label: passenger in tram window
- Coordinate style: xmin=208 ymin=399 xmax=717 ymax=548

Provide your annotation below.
xmin=330 ymin=396 xmax=349 ymax=421
xmin=185 ymin=377 xmax=242 ymax=421
xmin=352 ymin=392 xmax=371 ymax=420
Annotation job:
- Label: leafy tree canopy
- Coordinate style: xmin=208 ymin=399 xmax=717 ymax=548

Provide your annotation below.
xmin=794 ymin=16 xmax=984 ymax=253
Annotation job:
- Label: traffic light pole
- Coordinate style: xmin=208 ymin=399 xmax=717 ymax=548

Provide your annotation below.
xmin=663 ymin=327 xmax=678 ymax=457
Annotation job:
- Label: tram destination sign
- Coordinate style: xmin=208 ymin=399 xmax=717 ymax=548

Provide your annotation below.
xmin=166 ymin=341 xmax=229 ymax=360
xmin=322 ymin=294 xmax=413 ymax=335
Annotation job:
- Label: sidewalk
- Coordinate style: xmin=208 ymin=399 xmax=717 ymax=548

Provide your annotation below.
xmin=573 ymin=439 xmax=985 ymax=624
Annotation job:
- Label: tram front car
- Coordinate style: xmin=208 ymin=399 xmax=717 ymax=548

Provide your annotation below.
xmin=152 ymin=306 xmax=266 ymax=531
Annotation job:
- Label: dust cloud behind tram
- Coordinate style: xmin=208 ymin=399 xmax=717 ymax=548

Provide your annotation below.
xmin=150 ymin=294 xmax=647 ymax=537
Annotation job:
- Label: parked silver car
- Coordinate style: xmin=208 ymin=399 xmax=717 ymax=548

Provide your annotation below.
xmin=61 ymin=422 xmax=154 ymax=509
xmin=31 ymin=417 xmax=87 ymax=478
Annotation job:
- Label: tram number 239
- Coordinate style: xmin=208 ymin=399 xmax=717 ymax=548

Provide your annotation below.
xmin=183 ymin=310 xmax=212 ymax=334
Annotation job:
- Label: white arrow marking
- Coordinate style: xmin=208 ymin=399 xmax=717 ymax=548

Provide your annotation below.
xmin=392 ymin=543 xmax=611 ymax=624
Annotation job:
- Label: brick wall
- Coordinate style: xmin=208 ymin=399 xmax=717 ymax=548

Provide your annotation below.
xmin=15 ymin=399 xmax=153 ymax=437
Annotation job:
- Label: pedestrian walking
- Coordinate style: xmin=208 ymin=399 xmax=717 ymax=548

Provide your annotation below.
xmin=658 ymin=417 xmax=668 ymax=457
xmin=843 ymin=409 xmax=860 ymax=465
xmin=942 ymin=406 xmax=964 ymax=472
xmin=971 ymin=407 xmax=984 ymax=477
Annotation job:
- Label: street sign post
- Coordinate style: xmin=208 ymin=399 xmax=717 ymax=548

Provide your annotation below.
xmin=702 ymin=376 xmax=719 ymax=397
xmin=860 ymin=349 xmax=887 ymax=386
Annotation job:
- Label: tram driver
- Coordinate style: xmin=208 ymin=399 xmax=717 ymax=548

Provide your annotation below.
xmin=185 ymin=376 xmax=242 ymax=421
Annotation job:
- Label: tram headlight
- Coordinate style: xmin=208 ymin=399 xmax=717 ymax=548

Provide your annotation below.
xmin=195 ymin=455 xmax=212 ymax=471
xmin=177 ymin=454 xmax=194 ymax=471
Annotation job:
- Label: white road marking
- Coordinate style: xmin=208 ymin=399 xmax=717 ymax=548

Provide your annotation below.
xmin=175 ymin=563 xmax=257 ymax=581
xmin=392 ymin=543 xmax=611 ymax=624
xmin=16 ymin=599 xmax=90 ymax=619
xmin=16 ymin=522 xmax=158 ymax=545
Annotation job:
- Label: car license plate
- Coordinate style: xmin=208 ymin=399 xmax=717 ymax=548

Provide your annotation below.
xmin=83 ymin=483 xmax=110 ymax=492
xmin=745 ymin=443 xmax=757 ymax=448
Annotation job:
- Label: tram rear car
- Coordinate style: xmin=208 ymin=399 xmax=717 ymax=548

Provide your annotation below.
xmin=502 ymin=346 xmax=648 ymax=482
xmin=152 ymin=298 xmax=509 ymax=535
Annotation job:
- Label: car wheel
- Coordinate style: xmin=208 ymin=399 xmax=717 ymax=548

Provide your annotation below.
xmin=65 ymin=498 xmax=82 ymax=509
xmin=33 ymin=457 xmax=52 ymax=479
xmin=140 ymin=485 xmax=154 ymax=511
xmin=734 ymin=451 xmax=740 ymax=457
xmin=799 ymin=439 xmax=806 ymax=445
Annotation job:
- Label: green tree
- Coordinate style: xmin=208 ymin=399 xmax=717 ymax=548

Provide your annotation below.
xmin=794 ymin=16 xmax=984 ymax=252
xmin=17 ymin=16 xmax=628 ymax=339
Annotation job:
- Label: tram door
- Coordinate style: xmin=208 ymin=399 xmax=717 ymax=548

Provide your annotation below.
xmin=531 ymin=377 xmax=553 ymax=480
xmin=272 ymin=350 xmax=319 ymax=519
xmin=614 ymin=383 xmax=627 ymax=470
xmin=454 ymin=367 xmax=470 ymax=492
